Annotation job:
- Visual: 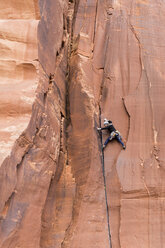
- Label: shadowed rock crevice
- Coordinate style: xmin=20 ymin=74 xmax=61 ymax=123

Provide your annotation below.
xmin=0 ymin=192 xmax=15 ymax=222
xmin=122 ymin=97 xmax=130 ymax=143
xmin=40 ymin=1 xmax=77 ymax=247
xmin=129 ymin=23 xmax=143 ymax=85
xmin=0 ymin=0 xmax=69 ymax=246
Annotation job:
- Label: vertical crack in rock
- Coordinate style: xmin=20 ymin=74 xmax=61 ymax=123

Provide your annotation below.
xmin=97 ymin=16 xmax=124 ymax=247
xmin=59 ymin=2 xmax=80 ymax=247
xmin=127 ymin=16 xmax=158 ymax=192
xmin=139 ymin=158 xmax=151 ymax=197
xmin=40 ymin=1 xmax=76 ymax=247
xmin=122 ymin=97 xmax=130 ymax=143
xmin=40 ymin=110 xmax=71 ymax=248
xmin=65 ymin=0 xmax=76 ymax=125
xmin=128 ymin=22 xmax=143 ymax=88
xmin=144 ymin=70 xmax=160 ymax=169
xmin=98 ymin=105 xmax=112 ymax=248
xmin=99 ymin=81 xmax=122 ymax=248
xmin=60 ymin=112 xmax=65 ymax=152
xmin=0 ymin=192 xmax=15 ymax=222
xmin=60 ymin=0 xmax=112 ymax=245
xmin=93 ymin=0 xmax=98 ymax=45
xmin=98 ymin=49 xmax=123 ymax=247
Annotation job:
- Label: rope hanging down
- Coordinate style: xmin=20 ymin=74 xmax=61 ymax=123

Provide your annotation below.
xmin=99 ymin=106 xmax=112 ymax=248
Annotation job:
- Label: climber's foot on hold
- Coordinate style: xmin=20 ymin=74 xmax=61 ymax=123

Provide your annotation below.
xmin=123 ymin=145 xmax=126 ymax=149
xmin=102 ymin=145 xmax=105 ymax=150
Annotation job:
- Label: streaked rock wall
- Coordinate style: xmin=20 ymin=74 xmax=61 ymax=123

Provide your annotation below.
xmin=0 ymin=0 xmax=39 ymax=165
xmin=0 ymin=0 xmax=165 ymax=247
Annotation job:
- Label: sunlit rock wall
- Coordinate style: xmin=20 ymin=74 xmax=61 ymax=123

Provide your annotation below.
xmin=0 ymin=0 xmax=39 ymax=164
xmin=0 ymin=0 xmax=165 ymax=248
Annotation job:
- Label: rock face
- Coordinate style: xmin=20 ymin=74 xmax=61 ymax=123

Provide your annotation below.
xmin=0 ymin=0 xmax=39 ymax=165
xmin=0 ymin=0 xmax=165 ymax=247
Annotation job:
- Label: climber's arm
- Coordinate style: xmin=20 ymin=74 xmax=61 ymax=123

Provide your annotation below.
xmin=97 ymin=126 xmax=109 ymax=131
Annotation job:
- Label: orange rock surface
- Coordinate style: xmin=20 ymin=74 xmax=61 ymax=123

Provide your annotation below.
xmin=0 ymin=0 xmax=165 ymax=247
xmin=0 ymin=1 xmax=39 ymax=165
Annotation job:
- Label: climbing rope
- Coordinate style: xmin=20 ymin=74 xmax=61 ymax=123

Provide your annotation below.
xmin=99 ymin=106 xmax=112 ymax=248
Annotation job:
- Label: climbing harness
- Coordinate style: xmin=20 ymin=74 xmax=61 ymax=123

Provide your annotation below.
xmin=99 ymin=107 xmax=112 ymax=248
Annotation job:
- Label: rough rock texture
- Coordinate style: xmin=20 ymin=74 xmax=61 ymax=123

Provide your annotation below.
xmin=0 ymin=0 xmax=165 ymax=247
xmin=0 ymin=1 xmax=39 ymax=165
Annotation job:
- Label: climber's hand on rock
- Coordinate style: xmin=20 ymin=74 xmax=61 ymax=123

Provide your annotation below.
xmin=97 ymin=127 xmax=101 ymax=131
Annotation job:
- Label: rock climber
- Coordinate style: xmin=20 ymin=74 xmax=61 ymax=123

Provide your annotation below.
xmin=97 ymin=118 xmax=126 ymax=150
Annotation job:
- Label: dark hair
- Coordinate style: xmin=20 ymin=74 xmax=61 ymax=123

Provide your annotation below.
xmin=108 ymin=120 xmax=112 ymax=123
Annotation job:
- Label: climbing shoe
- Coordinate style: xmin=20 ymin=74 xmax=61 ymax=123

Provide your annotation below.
xmin=102 ymin=145 xmax=106 ymax=150
xmin=123 ymin=145 xmax=126 ymax=149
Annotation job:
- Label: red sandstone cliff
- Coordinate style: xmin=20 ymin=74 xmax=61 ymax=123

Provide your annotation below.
xmin=0 ymin=0 xmax=165 ymax=247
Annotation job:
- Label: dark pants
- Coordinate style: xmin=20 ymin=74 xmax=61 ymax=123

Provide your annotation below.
xmin=104 ymin=132 xmax=125 ymax=147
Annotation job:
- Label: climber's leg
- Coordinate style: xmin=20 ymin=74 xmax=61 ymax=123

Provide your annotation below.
xmin=103 ymin=132 xmax=115 ymax=149
xmin=103 ymin=136 xmax=111 ymax=149
xmin=115 ymin=134 xmax=126 ymax=149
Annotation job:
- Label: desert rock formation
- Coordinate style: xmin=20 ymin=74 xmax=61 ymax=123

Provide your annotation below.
xmin=0 ymin=0 xmax=165 ymax=247
xmin=0 ymin=0 xmax=39 ymax=165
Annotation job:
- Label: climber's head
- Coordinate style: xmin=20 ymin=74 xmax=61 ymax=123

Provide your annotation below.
xmin=104 ymin=119 xmax=112 ymax=126
xmin=104 ymin=118 xmax=109 ymax=126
